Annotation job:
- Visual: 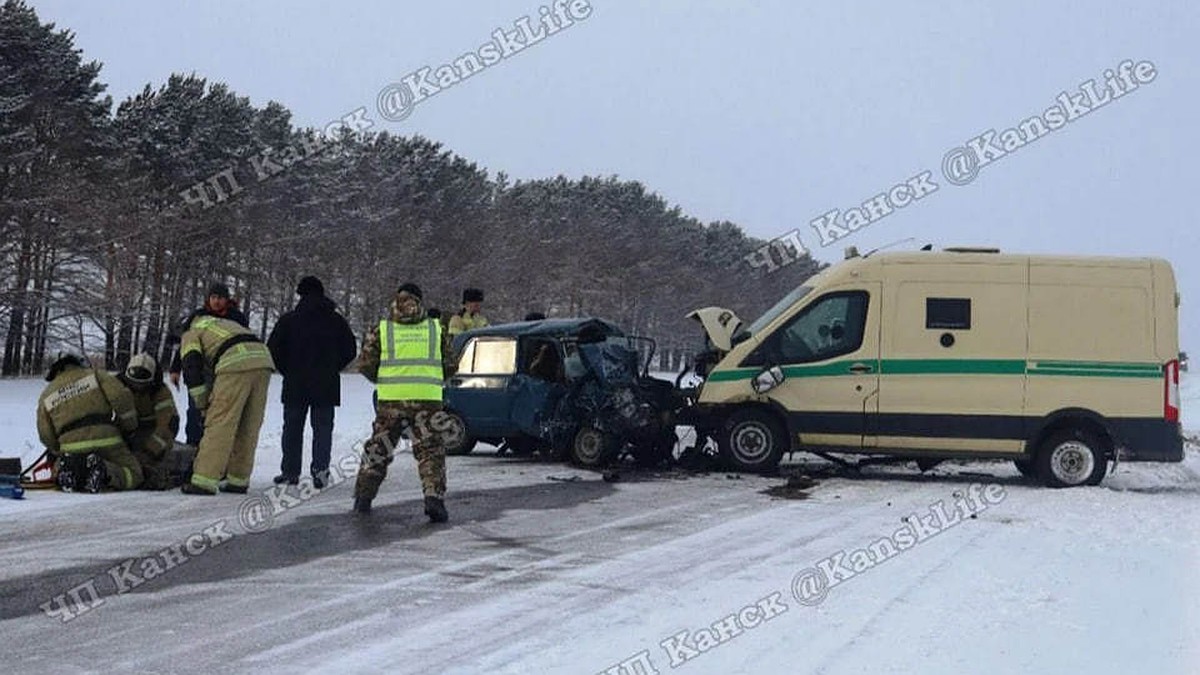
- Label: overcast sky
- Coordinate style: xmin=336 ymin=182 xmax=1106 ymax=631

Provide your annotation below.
xmin=28 ymin=0 xmax=1200 ymax=346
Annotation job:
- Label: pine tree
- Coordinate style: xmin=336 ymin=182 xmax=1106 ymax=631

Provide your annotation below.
xmin=0 ymin=0 xmax=112 ymax=374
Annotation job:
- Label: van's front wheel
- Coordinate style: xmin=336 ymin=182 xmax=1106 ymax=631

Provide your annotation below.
xmin=718 ymin=409 xmax=788 ymax=473
xmin=1036 ymin=429 xmax=1108 ymax=487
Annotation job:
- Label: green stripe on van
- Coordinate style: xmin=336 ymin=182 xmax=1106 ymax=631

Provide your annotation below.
xmin=1028 ymin=367 xmax=1160 ymax=379
xmin=1032 ymin=360 xmax=1160 ymax=372
xmin=706 ymin=360 xmax=878 ymax=382
xmin=707 ymin=368 xmax=766 ymax=382
xmin=707 ymin=358 xmax=1163 ymax=382
xmin=879 ymin=359 xmax=1026 ymax=375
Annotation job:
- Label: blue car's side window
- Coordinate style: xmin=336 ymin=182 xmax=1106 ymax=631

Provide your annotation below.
xmin=458 ymin=338 xmax=517 ymax=376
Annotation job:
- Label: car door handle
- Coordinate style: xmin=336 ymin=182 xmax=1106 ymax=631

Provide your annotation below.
xmin=848 ymin=363 xmax=873 ymax=374
xmin=449 ymin=377 xmax=465 ymax=386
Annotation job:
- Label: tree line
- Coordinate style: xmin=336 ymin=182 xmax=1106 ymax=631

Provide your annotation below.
xmin=0 ymin=0 xmax=820 ymax=376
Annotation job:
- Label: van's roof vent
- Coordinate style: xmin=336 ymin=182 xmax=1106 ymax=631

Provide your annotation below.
xmin=943 ymin=246 xmax=1000 ymax=253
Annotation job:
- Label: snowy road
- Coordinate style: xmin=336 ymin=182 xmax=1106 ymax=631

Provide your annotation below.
xmin=2 ymin=375 xmax=1199 ymax=674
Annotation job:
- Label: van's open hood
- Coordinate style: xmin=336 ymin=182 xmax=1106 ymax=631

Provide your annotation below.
xmin=687 ymin=307 xmax=743 ymax=352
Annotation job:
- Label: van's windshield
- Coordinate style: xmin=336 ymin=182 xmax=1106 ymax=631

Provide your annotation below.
xmin=741 ymin=285 xmax=813 ymax=339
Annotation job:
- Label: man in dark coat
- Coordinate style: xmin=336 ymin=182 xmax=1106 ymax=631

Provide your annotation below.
xmin=167 ymin=282 xmax=250 ymax=446
xmin=267 ymin=276 xmax=357 ymax=488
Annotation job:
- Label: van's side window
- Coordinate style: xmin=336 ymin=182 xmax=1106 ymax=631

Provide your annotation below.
xmin=743 ymin=291 xmax=869 ymax=366
xmin=926 ymin=298 xmax=971 ymax=330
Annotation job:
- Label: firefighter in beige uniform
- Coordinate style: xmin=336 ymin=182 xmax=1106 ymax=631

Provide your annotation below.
xmin=179 ymin=314 xmax=274 ymax=495
xmin=118 ymin=353 xmax=180 ymax=489
xmin=36 ymin=353 xmax=142 ymax=492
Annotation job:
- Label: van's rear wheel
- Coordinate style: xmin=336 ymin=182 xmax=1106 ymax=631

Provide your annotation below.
xmin=718 ymin=409 xmax=788 ymax=473
xmin=1036 ymin=429 xmax=1107 ymax=487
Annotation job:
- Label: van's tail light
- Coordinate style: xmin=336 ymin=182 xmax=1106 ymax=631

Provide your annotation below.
xmin=1164 ymin=359 xmax=1180 ymax=423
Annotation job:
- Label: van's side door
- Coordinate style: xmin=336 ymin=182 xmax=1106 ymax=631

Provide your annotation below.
xmin=741 ymin=284 xmax=881 ymax=450
xmin=877 ymin=273 xmax=1028 ymax=454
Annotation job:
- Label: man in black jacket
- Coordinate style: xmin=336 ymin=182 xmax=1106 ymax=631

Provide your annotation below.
xmin=267 ymin=276 xmax=357 ymax=488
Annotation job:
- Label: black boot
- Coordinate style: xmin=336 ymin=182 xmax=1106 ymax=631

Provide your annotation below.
xmin=83 ymin=454 xmax=108 ymax=494
xmin=424 ymin=496 xmax=448 ymax=523
xmin=353 ymin=496 xmax=372 ymax=514
xmin=56 ymin=454 xmax=85 ymax=492
xmin=273 ymin=474 xmax=299 ymax=485
xmin=311 ymin=471 xmax=328 ymax=490
xmin=219 ymin=483 xmax=248 ymax=494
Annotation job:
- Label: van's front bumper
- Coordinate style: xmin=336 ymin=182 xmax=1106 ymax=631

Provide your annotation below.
xmin=1111 ymin=419 xmax=1185 ymax=462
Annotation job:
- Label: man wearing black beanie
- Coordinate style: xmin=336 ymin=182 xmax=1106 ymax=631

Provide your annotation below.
xmin=266 ymin=275 xmax=357 ymax=488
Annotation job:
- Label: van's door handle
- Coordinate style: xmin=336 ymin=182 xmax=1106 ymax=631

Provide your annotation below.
xmin=848 ymin=363 xmax=873 ymax=374
xmin=449 ymin=377 xmax=464 ymax=387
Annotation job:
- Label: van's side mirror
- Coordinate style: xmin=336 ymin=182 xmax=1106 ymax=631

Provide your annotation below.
xmin=751 ymin=366 xmax=785 ymax=394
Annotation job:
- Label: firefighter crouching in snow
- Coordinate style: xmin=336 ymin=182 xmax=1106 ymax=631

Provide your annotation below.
xmin=353 ymin=283 xmax=458 ymax=522
xmin=118 ymin=353 xmax=180 ymax=490
xmin=36 ymin=353 xmax=143 ymax=493
xmin=179 ymin=314 xmax=274 ymax=495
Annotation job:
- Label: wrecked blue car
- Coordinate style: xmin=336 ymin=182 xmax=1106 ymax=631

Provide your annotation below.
xmin=442 ymin=317 xmax=679 ymax=468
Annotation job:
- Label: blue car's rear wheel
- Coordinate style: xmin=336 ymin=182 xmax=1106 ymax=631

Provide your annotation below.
xmin=442 ymin=410 xmax=477 ymax=456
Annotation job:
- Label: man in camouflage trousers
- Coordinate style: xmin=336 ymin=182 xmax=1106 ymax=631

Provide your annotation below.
xmin=37 ymin=353 xmax=143 ymax=493
xmin=179 ymin=313 xmax=275 ymax=495
xmin=118 ymin=353 xmax=180 ymax=490
xmin=353 ymin=282 xmax=458 ymax=522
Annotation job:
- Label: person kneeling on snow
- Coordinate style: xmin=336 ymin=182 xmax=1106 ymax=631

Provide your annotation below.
xmin=36 ymin=353 xmax=144 ymax=493
xmin=118 ymin=353 xmax=180 ymax=490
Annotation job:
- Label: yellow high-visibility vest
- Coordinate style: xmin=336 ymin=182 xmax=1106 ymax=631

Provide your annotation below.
xmin=377 ymin=318 xmax=443 ymax=401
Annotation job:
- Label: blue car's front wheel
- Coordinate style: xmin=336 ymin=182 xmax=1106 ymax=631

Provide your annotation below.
xmin=570 ymin=426 xmax=619 ymax=469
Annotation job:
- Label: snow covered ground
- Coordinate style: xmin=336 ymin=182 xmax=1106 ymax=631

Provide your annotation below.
xmin=2 ymin=374 xmax=1198 ymax=674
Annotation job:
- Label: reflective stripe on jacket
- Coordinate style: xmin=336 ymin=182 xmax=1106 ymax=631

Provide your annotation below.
xmin=181 ymin=315 xmax=274 ymax=407
xmin=36 ymin=366 xmax=137 ymax=455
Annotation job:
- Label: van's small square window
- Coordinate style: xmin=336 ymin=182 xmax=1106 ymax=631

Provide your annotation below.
xmin=926 ymin=298 xmax=971 ymax=330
